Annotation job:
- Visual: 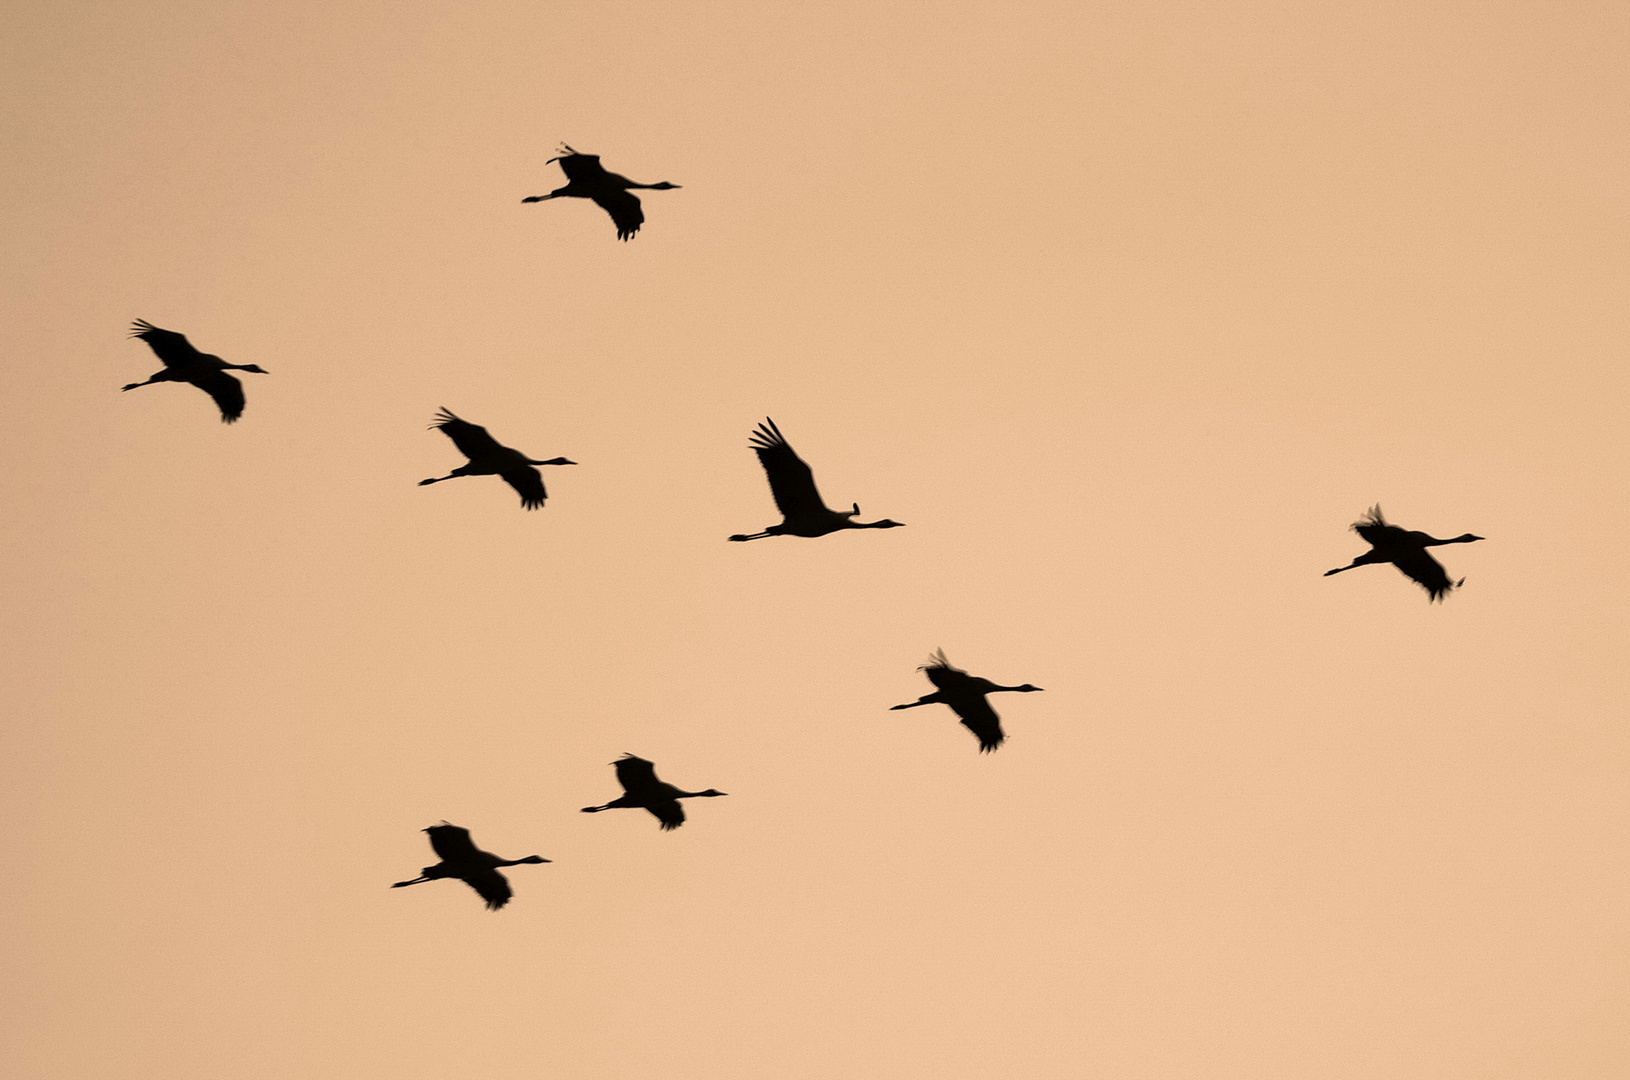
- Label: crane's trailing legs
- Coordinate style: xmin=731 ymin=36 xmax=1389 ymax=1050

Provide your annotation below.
xmin=1323 ymin=552 xmax=1388 ymax=576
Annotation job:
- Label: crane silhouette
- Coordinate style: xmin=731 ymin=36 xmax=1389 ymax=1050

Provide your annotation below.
xmin=419 ymin=408 xmax=575 ymax=510
xmin=122 ymin=320 xmax=268 ymax=423
xmin=1324 ymin=505 xmax=1484 ymax=602
xmin=890 ymin=650 xmax=1044 ymax=753
xmin=390 ymin=823 xmax=550 ymax=911
xmin=581 ymin=754 xmax=727 ymax=831
xmin=728 ymin=418 xmax=905 ymax=541
xmin=522 ymin=145 xmax=681 ymax=240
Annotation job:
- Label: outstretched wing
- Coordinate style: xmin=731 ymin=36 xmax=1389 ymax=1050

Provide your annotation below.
xmin=948 ymin=695 xmax=1006 ymax=753
xmin=130 ymin=319 xmax=202 ymax=367
xmin=425 ymin=823 xmax=480 ymax=862
xmin=922 ymin=651 xmax=973 ymax=693
xmin=430 ymin=408 xmax=506 ymax=462
xmin=498 ymin=466 xmax=547 ymax=510
xmin=1352 ymin=504 xmax=1407 ymax=548
xmin=192 ymin=370 xmax=246 ymax=423
xmin=613 ymin=754 xmax=660 ymax=794
xmin=591 ymin=189 xmax=644 ymax=240
xmin=646 ymin=801 xmax=686 ymax=831
xmin=553 ymin=152 xmax=608 ymax=182
xmin=1391 ymin=548 xmax=1458 ymax=602
xmin=463 ymin=869 xmax=514 ymax=911
xmin=748 ymin=418 xmax=831 ymax=519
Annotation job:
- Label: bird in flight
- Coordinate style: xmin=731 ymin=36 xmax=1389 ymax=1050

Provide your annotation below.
xmin=522 ymin=145 xmax=681 ymax=240
xmin=390 ymin=823 xmax=550 ymax=911
xmin=581 ymin=754 xmax=727 ymax=831
xmin=729 ymin=418 xmax=904 ymax=542
xmin=1324 ymin=505 xmax=1484 ymax=602
xmin=122 ymin=320 xmax=268 ymax=423
xmin=890 ymin=650 xmax=1044 ymax=753
xmin=419 ymin=408 xmax=575 ymax=510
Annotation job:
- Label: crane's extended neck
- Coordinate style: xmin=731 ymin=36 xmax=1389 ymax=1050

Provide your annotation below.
xmin=1421 ymin=532 xmax=1484 ymax=547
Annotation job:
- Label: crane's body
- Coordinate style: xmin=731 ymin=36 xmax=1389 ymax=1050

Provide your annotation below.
xmin=391 ymin=823 xmax=550 ymax=910
xmin=581 ymin=754 xmax=727 ymax=831
xmin=122 ymin=320 xmax=268 ymax=423
xmin=890 ymin=651 xmax=1044 ymax=753
xmin=728 ymin=418 xmax=904 ymax=541
xmin=1324 ymin=505 xmax=1483 ymax=602
xmin=522 ymin=145 xmax=680 ymax=240
xmin=419 ymin=407 xmax=575 ymax=510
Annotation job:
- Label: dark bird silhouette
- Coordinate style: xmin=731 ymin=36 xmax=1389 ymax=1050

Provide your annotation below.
xmin=890 ymin=650 xmax=1044 ymax=753
xmin=581 ymin=754 xmax=727 ymax=831
xmin=521 ymin=145 xmax=681 ymax=240
xmin=728 ymin=418 xmax=905 ymax=542
xmin=390 ymin=823 xmax=550 ymax=911
xmin=1324 ymin=505 xmax=1484 ymax=602
xmin=419 ymin=408 xmax=575 ymax=510
xmin=122 ymin=320 xmax=268 ymax=423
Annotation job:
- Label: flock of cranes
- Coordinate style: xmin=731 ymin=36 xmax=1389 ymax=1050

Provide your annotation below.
xmin=118 ymin=145 xmax=1486 ymax=911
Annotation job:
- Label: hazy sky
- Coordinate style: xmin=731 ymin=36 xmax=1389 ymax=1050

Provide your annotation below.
xmin=6 ymin=2 xmax=1630 ymax=1078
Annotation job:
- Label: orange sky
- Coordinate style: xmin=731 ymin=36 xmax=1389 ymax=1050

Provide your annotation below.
xmin=5 ymin=2 xmax=1630 ymax=1078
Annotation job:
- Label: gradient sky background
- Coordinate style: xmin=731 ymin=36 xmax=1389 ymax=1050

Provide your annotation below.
xmin=6 ymin=1 xmax=1630 ymax=1077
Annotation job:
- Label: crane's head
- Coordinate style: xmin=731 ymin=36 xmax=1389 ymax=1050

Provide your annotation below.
xmin=1013 ymin=684 xmax=1044 ymax=693
xmin=529 ymin=457 xmax=577 ymax=466
xmin=238 ymin=364 xmax=269 ymax=374
xmin=648 ymin=181 xmax=681 ymax=189
xmin=695 ymin=789 xmax=728 ymax=798
xmin=516 ymin=856 xmax=552 ymax=864
xmin=1455 ymin=533 xmax=1485 ymax=543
